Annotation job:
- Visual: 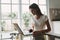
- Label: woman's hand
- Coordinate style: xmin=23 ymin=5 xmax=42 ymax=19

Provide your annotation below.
xmin=33 ymin=31 xmax=45 ymax=37
xmin=33 ymin=31 xmax=37 ymax=37
xmin=33 ymin=31 xmax=41 ymax=37
xmin=29 ymin=29 xmax=33 ymax=33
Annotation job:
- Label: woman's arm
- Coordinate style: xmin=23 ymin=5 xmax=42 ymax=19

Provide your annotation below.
xmin=33 ymin=19 xmax=51 ymax=35
xmin=39 ymin=19 xmax=51 ymax=33
xmin=45 ymin=19 xmax=51 ymax=32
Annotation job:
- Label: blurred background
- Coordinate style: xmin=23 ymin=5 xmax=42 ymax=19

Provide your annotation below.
xmin=0 ymin=0 xmax=60 ymax=40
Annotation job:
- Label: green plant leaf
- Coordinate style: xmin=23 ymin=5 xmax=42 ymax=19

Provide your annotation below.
xmin=8 ymin=12 xmax=16 ymax=19
xmin=22 ymin=12 xmax=32 ymax=27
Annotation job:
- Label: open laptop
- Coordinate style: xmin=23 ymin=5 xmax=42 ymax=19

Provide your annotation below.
xmin=13 ymin=23 xmax=32 ymax=36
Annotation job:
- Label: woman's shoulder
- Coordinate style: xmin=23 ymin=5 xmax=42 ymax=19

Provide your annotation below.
xmin=42 ymin=14 xmax=48 ymax=18
xmin=42 ymin=14 xmax=48 ymax=21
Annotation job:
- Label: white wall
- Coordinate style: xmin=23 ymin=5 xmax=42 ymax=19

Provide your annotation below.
xmin=49 ymin=0 xmax=60 ymax=34
xmin=49 ymin=0 xmax=60 ymax=8
xmin=53 ymin=22 xmax=60 ymax=40
xmin=53 ymin=21 xmax=60 ymax=34
xmin=49 ymin=0 xmax=60 ymax=40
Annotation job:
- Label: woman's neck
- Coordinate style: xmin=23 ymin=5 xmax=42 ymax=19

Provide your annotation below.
xmin=34 ymin=12 xmax=43 ymax=19
xmin=35 ymin=14 xmax=42 ymax=19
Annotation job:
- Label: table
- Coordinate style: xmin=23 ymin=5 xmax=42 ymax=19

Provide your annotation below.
xmin=0 ymin=31 xmax=18 ymax=40
xmin=45 ymin=32 xmax=60 ymax=40
xmin=22 ymin=32 xmax=60 ymax=40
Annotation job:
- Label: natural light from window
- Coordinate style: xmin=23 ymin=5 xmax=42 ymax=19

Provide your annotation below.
xmin=0 ymin=0 xmax=47 ymax=40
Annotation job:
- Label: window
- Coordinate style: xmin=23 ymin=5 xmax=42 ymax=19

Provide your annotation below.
xmin=0 ymin=0 xmax=20 ymax=31
xmin=0 ymin=0 xmax=47 ymax=40
xmin=0 ymin=0 xmax=47 ymax=31
xmin=0 ymin=0 xmax=20 ymax=40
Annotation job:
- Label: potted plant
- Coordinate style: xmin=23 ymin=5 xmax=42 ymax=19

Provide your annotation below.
xmin=22 ymin=12 xmax=32 ymax=28
xmin=8 ymin=12 xmax=16 ymax=19
xmin=0 ymin=21 xmax=6 ymax=31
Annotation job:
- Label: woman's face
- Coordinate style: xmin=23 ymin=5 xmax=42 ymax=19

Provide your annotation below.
xmin=29 ymin=8 xmax=37 ymax=15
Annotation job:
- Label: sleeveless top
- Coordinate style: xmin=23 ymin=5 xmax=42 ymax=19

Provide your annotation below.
xmin=32 ymin=15 xmax=48 ymax=31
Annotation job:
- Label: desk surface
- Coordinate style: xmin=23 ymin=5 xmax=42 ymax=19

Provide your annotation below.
xmin=45 ymin=32 xmax=60 ymax=38
xmin=23 ymin=32 xmax=60 ymax=38
xmin=0 ymin=31 xmax=18 ymax=33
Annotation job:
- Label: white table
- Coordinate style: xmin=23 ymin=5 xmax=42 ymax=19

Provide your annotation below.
xmin=45 ymin=32 xmax=60 ymax=40
xmin=0 ymin=31 xmax=19 ymax=40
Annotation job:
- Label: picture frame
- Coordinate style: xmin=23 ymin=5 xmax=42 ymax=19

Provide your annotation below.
xmin=49 ymin=8 xmax=60 ymax=21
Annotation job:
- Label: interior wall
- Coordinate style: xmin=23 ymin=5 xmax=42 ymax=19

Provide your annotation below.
xmin=46 ymin=0 xmax=54 ymax=33
xmin=48 ymin=0 xmax=60 ymax=40
xmin=49 ymin=0 xmax=60 ymax=8
xmin=49 ymin=0 xmax=60 ymax=34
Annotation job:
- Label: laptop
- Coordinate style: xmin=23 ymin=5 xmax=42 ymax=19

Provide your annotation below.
xmin=13 ymin=23 xmax=32 ymax=36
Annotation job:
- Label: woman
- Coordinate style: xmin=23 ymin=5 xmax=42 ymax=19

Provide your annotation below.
xmin=29 ymin=3 xmax=51 ymax=40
